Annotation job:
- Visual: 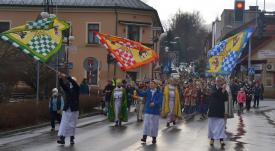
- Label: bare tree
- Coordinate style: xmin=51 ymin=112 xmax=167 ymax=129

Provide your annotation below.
xmin=165 ymin=10 xmax=210 ymax=62
xmin=0 ymin=40 xmax=56 ymax=101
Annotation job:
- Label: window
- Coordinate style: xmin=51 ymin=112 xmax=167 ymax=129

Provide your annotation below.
xmin=127 ymin=25 xmax=140 ymax=42
xmin=87 ymin=23 xmax=99 ymax=44
xmin=0 ymin=22 xmax=10 ymax=33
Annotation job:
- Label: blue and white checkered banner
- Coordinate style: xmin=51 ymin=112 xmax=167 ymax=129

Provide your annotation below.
xmin=207 ymin=27 xmax=254 ymax=75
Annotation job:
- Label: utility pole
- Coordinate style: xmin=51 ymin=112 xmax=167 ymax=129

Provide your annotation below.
xmin=264 ymin=0 xmax=266 ymax=11
xmin=36 ymin=61 xmax=40 ymax=102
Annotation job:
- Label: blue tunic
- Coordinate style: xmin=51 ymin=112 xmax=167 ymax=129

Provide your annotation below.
xmin=137 ymin=89 xmax=163 ymax=115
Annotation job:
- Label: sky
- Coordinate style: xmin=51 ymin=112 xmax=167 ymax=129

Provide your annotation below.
xmin=142 ymin=0 xmax=275 ymax=24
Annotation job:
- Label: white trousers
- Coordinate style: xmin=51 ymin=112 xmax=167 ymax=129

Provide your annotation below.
xmin=136 ymin=102 xmax=144 ymax=120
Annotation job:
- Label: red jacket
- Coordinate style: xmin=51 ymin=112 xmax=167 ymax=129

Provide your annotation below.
xmin=237 ymin=91 xmax=246 ymax=103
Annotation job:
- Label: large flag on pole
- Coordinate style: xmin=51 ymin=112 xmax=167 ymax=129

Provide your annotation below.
xmin=207 ymin=27 xmax=254 ymax=75
xmin=95 ymin=32 xmax=158 ymax=71
xmin=0 ymin=14 xmax=69 ymax=62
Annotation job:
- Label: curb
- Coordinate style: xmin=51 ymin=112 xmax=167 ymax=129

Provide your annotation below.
xmin=0 ymin=111 xmax=102 ymax=137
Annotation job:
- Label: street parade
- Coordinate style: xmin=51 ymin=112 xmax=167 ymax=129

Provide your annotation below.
xmin=0 ymin=0 xmax=275 ymax=151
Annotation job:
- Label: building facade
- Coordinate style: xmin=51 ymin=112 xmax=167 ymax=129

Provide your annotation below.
xmin=0 ymin=0 xmax=163 ymax=88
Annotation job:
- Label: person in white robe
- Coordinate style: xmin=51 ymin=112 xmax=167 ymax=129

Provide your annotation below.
xmin=57 ymin=73 xmax=80 ymax=145
xmin=137 ymin=80 xmax=163 ymax=144
xmin=208 ymin=76 xmax=228 ymax=147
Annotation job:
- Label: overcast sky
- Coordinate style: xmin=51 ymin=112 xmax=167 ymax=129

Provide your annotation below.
xmin=142 ymin=0 xmax=275 ymax=24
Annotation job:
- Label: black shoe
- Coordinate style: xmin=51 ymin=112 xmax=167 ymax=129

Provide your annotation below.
xmin=166 ymin=122 xmax=170 ymax=127
xmin=115 ymin=121 xmax=119 ymax=126
xmin=57 ymin=136 xmax=65 ymax=145
xmin=152 ymin=137 xmax=157 ymax=144
xmin=172 ymin=121 xmax=176 ymax=125
xmin=210 ymin=139 xmax=214 ymax=146
xmin=51 ymin=128 xmax=55 ymax=132
xmin=70 ymin=136 xmax=75 ymax=145
xmin=118 ymin=121 xmax=122 ymax=126
xmin=220 ymin=139 xmax=225 ymax=147
xmin=141 ymin=135 xmax=147 ymax=143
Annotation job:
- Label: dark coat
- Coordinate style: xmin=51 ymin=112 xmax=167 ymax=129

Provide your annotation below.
xmin=208 ymin=87 xmax=228 ymax=118
xmin=59 ymin=76 xmax=80 ymax=112
xmin=103 ymin=84 xmax=114 ymax=102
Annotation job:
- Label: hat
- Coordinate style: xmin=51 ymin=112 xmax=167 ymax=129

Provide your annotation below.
xmin=52 ymin=88 xmax=58 ymax=93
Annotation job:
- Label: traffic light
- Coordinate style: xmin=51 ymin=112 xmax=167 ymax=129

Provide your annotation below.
xmin=258 ymin=12 xmax=266 ymax=37
xmin=107 ymin=53 xmax=115 ymax=64
xmin=234 ymin=0 xmax=245 ymax=22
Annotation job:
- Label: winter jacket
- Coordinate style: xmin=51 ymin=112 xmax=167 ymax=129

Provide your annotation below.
xmin=208 ymin=87 xmax=228 ymax=118
xmin=137 ymin=88 xmax=163 ymax=115
xmin=59 ymin=76 xmax=80 ymax=112
xmin=237 ymin=90 xmax=246 ymax=103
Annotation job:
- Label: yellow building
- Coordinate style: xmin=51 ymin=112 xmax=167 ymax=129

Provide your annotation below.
xmin=0 ymin=0 xmax=163 ymax=88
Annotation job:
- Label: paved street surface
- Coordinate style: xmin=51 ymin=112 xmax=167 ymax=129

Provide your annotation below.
xmin=0 ymin=100 xmax=275 ymax=151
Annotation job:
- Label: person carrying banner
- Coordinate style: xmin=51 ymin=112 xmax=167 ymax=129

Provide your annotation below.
xmin=57 ymin=73 xmax=80 ymax=145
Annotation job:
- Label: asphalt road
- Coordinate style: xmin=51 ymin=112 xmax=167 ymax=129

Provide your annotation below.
xmin=0 ymin=101 xmax=275 ymax=151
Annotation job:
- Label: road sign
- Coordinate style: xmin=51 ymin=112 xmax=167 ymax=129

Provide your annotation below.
xmin=248 ymin=67 xmax=255 ymax=75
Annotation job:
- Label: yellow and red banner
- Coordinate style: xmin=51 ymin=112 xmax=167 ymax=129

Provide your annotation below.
xmin=95 ymin=32 xmax=158 ymax=71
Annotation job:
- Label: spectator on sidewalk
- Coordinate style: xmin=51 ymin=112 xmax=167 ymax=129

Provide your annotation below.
xmin=49 ymin=88 xmax=64 ymax=131
xmin=79 ymin=79 xmax=89 ymax=95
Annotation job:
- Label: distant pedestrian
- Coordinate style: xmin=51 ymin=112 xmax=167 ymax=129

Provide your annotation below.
xmin=253 ymin=83 xmax=261 ymax=108
xmin=237 ymin=88 xmax=246 ymax=114
xmin=125 ymin=83 xmax=134 ymax=112
xmin=57 ymin=73 xmax=80 ymax=145
xmin=79 ymin=78 xmax=89 ymax=95
xmin=137 ymin=80 xmax=163 ymax=144
xmin=198 ymin=84 xmax=208 ymax=119
xmin=49 ymin=88 xmax=64 ymax=131
xmin=208 ymin=76 xmax=228 ymax=147
xmin=103 ymin=80 xmax=114 ymax=114
xmin=230 ymin=79 xmax=239 ymax=108
xmin=244 ymin=81 xmax=253 ymax=111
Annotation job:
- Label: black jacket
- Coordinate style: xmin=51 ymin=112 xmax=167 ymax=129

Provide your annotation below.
xmin=208 ymin=87 xmax=228 ymax=118
xmin=103 ymin=84 xmax=114 ymax=102
xmin=59 ymin=76 xmax=80 ymax=112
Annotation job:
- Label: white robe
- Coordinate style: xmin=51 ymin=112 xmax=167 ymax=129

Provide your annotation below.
xmin=168 ymin=85 xmax=175 ymax=122
xmin=143 ymin=114 xmax=160 ymax=137
xmin=136 ymin=97 xmax=144 ymax=120
xmin=114 ymin=88 xmax=123 ymax=121
xmin=58 ymin=108 xmax=79 ymax=137
xmin=208 ymin=117 xmax=227 ymax=140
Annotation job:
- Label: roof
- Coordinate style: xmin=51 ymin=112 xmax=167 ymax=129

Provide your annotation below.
xmin=0 ymin=0 xmax=155 ymax=11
